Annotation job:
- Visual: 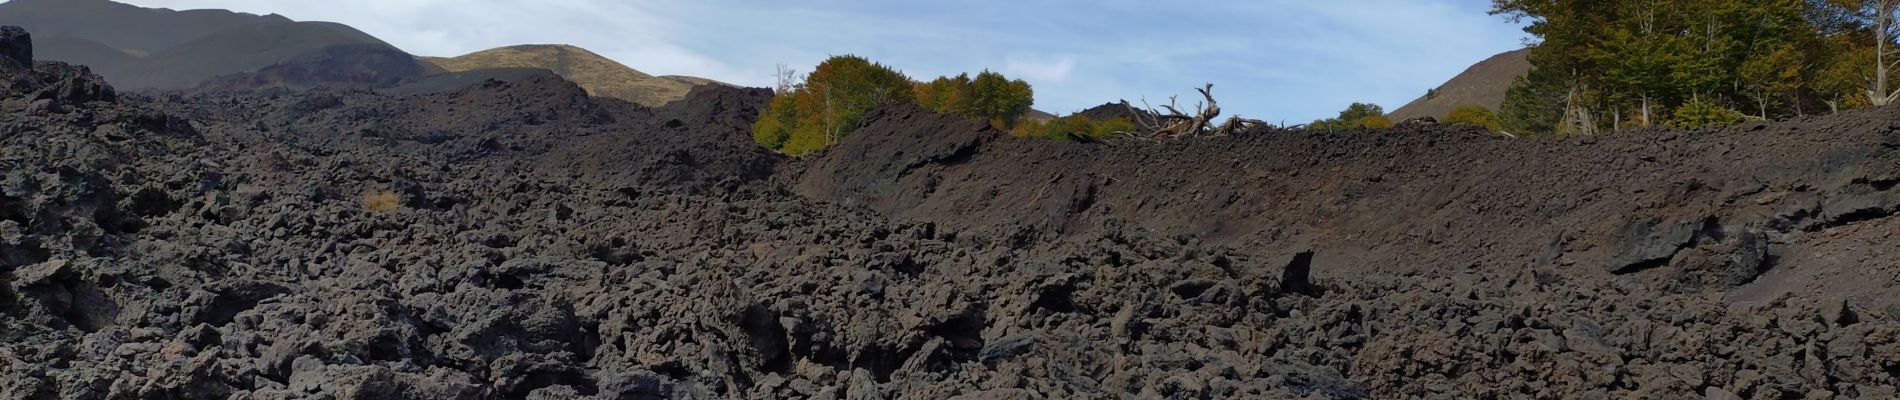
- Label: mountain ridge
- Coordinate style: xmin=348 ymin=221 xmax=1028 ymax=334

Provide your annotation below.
xmin=1388 ymin=48 xmax=1530 ymax=121
xmin=420 ymin=44 xmax=726 ymax=107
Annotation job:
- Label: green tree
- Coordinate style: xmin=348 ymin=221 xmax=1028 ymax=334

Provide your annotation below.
xmin=1499 ymin=65 xmax=1568 ymax=136
xmin=1310 ymin=103 xmax=1386 ymax=131
xmin=1489 ymin=0 xmax=1865 ymax=133
xmin=751 ymin=95 xmax=798 ymax=149
xmin=1738 ymin=42 xmax=1805 ymax=118
xmin=969 ymin=71 xmax=1035 ymax=129
xmin=755 ymin=55 xmax=914 ymax=156
xmin=754 ymin=57 xmax=1039 ymax=154
xmin=914 ymin=73 xmax=973 ymax=115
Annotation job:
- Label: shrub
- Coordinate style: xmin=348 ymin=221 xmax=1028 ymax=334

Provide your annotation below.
xmin=1666 ymin=97 xmax=1747 ymax=127
xmin=751 ymin=96 xmax=797 ymax=148
xmin=1444 ymin=105 xmax=1502 ymax=131
xmin=1359 ymin=115 xmax=1394 ymax=129
xmin=362 ymin=190 xmax=401 ymax=212
xmin=1012 ymin=115 xmax=1134 ymax=141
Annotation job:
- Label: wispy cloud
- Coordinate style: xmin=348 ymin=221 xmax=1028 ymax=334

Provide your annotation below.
xmin=122 ymin=0 xmax=1524 ymax=121
xmin=1005 ymin=54 xmax=1076 ymax=84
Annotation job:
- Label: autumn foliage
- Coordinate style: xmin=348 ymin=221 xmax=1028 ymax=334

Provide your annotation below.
xmin=753 ymin=55 xmax=915 ymax=155
xmin=1444 ymin=105 xmax=1503 ymax=132
xmin=754 ymin=56 xmax=1036 ymax=155
xmin=915 ymin=71 xmax=1035 ymax=129
xmin=1011 ymin=115 xmax=1135 ymax=141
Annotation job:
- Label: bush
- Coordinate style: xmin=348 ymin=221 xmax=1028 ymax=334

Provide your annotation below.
xmin=1359 ymin=115 xmax=1394 ymax=129
xmin=751 ymin=96 xmax=797 ymax=148
xmin=362 ymin=190 xmax=401 ymax=212
xmin=1444 ymin=105 xmax=1502 ymax=132
xmin=1012 ymin=115 xmax=1134 ymax=141
xmin=1666 ymin=98 xmax=1747 ymax=127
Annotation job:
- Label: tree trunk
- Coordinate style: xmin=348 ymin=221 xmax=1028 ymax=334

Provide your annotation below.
xmin=1613 ymin=108 xmax=1621 ymax=133
xmin=1641 ymin=95 xmax=1652 ymax=127
xmin=1876 ymin=0 xmax=1897 ymax=106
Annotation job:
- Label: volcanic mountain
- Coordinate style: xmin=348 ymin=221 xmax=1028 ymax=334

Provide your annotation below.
xmin=0 ymin=0 xmax=432 ymax=90
xmin=421 ymin=44 xmax=724 ymax=107
xmin=1387 ymin=48 xmax=1530 ymax=121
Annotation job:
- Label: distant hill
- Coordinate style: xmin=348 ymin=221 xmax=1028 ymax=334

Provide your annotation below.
xmin=121 ymin=20 xmax=420 ymax=90
xmin=0 ymin=0 xmax=284 ymax=54
xmin=31 ymin=35 xmax=135 ymax=72
xmin=1388 ymin=49 xmax=1531 ymax=121
xmin=1023 ymin=109 xmax=1057 ymax=123
xmin=420 ymin=45 xmax=723 ymax=107
xmin=0 ymin=0 xmax=430 ymax=90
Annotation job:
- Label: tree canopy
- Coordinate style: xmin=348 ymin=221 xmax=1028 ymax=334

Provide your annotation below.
xmin=1310 ymin=103 xmax=1391 ymax=131
xmin=754 ymin=56 xmax=1035 ymax=155
xmin=1491 ymin=0 xmax=1900 ymax=135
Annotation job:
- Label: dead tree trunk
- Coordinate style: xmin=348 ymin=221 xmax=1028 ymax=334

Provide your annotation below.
xmin=1119 ymin=84 xmax=1263 ymax=139
xmin=1875 ymin=0 xmax=1900 ymax=106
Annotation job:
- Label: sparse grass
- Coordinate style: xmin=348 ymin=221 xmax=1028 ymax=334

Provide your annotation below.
xmin=420 ymin=45 xmax=695 ymax=107
xmin=362 ymin=190 xmax=401 ymax=212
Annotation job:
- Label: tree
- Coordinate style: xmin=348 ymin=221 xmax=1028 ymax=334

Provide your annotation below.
xmin=969 ymin=71 xmax=1035 ymax=129
xmin=1310 ymin=103 xmax=1386 ymax=131
xmin=1499 ymin=65 xmax=1568 ymax=136
xmin=754 ymin=57 xmax=1039 ymax=154
xmin=751 ymin=95 xmax=798 ymax=148
xmin=1738 ymin=42 xmax=1806 ymax=117
xmin=754 ymin=55 xmax=914 ymax=155
xmin=1866 ymin=0 xmax=1900 ymax=105
xmin=1490 ymin=0 xmax=1883 ymax=133
xmin=914 ymin=73 xmax=973 ymax=115
xmin=911 ymin=71 xmax=1035 ymax=130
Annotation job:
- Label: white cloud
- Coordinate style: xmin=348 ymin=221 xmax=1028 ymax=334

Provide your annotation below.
xmin=1004 ymin=54 xmax=1077 ymax=84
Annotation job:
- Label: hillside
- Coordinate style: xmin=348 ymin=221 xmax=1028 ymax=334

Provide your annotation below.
xmin=0 ymin=0 xmax=285 ymax=54
xmin=0 ymin=0 xmax=430 ymax=90
xmin=421 ymin=44 xmax=719 ymax=107
xmin=1388 ymin=48 xmax=1530 ymax=121
xmin=121 ymin=20 xmax=422 ymax=90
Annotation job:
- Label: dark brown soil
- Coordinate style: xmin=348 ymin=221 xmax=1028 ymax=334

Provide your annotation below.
xmin=4 ymin=28 xmax=1900 ymax=400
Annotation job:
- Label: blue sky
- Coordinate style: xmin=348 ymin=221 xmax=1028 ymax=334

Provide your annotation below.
xmin=125 ymin=0 xmax=1527 ymax=122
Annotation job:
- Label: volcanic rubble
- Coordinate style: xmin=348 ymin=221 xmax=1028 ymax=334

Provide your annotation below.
xmin=3 ymin=28 xmax=1900 ymax=399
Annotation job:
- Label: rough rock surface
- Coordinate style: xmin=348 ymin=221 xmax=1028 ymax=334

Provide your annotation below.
xmin=3 ymin=28 xmax=1900 ymax=399
xmin=0 ymin=26 xmax=30 ymax=68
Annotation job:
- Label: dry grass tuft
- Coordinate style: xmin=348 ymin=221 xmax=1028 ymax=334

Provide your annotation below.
xmin=362 ymin=190 xmax=401 ymax=212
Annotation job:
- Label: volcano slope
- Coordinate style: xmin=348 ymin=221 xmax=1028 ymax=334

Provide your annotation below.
xmin=5 ymin=30 xmax=1900 ymax=399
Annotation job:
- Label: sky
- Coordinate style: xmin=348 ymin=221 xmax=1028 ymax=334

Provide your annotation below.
xmin=122 ymin=0 xmax=1528 ymax=122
